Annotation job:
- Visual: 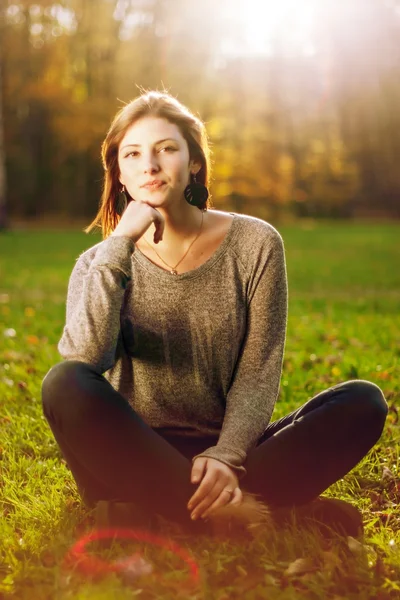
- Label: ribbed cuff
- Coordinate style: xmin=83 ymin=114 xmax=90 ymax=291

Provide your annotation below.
xmin=192 ymin=446 xmax=247 ymax=479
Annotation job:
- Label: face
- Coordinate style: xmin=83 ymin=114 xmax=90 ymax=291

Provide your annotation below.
xmin=117 ymin=116 xmax=200 ymax=208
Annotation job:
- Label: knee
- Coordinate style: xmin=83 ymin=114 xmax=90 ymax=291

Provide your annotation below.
xmin=347 ymin=379 xmax=388 ymax=426
xmin=41 ymin=360 xmax=93 ymax=413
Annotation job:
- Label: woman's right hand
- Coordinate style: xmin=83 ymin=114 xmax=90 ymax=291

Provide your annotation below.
xmin=111 ymin=199 xmax=165 ymax=244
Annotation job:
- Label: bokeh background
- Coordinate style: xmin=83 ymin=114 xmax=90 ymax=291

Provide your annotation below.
xmin=1 ymin=0 xmax=400 ymax=228
xmin=1 ymin=4 xmax=400 ymax=598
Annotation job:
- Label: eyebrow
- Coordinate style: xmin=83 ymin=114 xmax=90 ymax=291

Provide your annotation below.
xmin=120 ymin=138 xmax=179 ymax=151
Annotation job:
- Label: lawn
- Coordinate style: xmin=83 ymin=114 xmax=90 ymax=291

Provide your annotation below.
xmin=0 ymin=219 xmax=399 ymax=599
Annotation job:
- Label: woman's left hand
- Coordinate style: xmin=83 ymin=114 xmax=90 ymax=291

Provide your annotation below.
xmin=187 ymin=457 xmax=242 ymax=520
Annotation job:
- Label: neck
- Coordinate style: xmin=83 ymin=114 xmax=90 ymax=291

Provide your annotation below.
xmin=144 ymin=203 xmax=205 ymax=248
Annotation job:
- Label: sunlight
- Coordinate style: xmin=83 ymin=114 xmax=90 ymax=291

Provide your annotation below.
xmin=219 ymin=0 xmax=318 ymax=57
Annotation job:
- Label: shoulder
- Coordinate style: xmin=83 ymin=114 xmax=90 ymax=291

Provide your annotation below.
xmin=78 ymin=238 xmax=104 ymax=262
xmin=70 ymin=238 xmax=105 ymax=271
xmin=231 ymin=212 xmax=285 ymax=250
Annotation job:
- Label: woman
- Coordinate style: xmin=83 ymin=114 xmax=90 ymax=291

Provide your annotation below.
xmin=41 ymin=90 xmax=388 ymax=540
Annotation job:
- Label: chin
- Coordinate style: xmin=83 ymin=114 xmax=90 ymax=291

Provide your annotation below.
xmin=142 ymin=192 xmax=176 ymax=207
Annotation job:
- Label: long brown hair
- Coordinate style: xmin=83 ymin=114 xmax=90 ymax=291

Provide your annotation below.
xmin=84 ymin=90 xmax=213 ymax=239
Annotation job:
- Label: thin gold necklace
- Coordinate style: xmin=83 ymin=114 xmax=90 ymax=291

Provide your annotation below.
xmin=142 ymin=212 xmax=205 ymax=275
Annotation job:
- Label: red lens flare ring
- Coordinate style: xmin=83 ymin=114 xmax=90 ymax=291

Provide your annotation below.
xmin=63 ymin=527 xmax=201 ymax=587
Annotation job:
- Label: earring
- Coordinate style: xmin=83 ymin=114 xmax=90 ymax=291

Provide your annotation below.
xmin=184 ymin=173 xmax=209 ymax=210
xmin=116 ymin=185 xmax=128 ymax=217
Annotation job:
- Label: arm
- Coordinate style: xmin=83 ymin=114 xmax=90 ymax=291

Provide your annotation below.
xmin=192 ymin=230 xmax=288 ymax=479
xmin=57 ymin=235 xmax=135 ymax=374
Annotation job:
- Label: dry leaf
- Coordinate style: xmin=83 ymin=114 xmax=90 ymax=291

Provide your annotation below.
xmin=347 ymin=536 xmax=365 ymax=554
xmin=382 ymin=466 xmax=396 ymax=480
xmin=347 ymin=536 xmax=377 ymax=560
xmin=376 ymin=371 xmax=391 ymax=380
xmin=285 ymin=557 xmax=315 ymax=577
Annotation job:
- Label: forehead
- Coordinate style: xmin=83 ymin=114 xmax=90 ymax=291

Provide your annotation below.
xmin=119 ymin=117 xmax=184 ymax=147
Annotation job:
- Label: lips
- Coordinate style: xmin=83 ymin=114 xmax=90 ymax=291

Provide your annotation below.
xmin=142 ymin=180 xmax=166 ymax=190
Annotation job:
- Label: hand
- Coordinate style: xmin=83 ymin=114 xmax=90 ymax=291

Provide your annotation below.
xmin=111 ymin=198 xmax=165 ymax=244
xmin=187 ymin=457 xmax=243 ymax=521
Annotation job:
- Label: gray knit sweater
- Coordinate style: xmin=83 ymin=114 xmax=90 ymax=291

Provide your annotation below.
xmin=58 ymin=212 xmax=288 ymax=479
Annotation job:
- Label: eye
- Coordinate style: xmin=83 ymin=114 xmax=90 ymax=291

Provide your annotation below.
xmin=124 ymin=151 xmax=139 ymax=158
xmin=159 ymin=146 xmax=176 ymax=153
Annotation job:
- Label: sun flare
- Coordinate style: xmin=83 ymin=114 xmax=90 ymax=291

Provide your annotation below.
xmin=219 ymin=0 xmax=319 ymax=57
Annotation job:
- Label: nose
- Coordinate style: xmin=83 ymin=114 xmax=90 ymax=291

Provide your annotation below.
xmin=142 ymin=151 xmax=160 ymax=174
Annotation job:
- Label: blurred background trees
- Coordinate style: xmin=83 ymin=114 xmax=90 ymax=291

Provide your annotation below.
xmin=1 ymin=0 xmax=400 ymax=226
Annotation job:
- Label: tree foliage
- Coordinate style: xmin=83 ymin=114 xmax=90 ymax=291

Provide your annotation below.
xmin=2 ymin=0 xmax=400 ymax=221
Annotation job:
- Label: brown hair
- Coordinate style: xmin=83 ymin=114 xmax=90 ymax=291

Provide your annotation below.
xmin=84 ymin=90 xmax=213 ymax=239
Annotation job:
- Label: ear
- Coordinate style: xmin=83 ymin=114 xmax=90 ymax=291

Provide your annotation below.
xmin=189 ymin=159 xmax=202 ymax=175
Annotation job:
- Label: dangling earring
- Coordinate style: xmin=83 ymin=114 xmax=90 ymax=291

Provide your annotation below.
xmin=184 ymin=173 xmax=209 ymax=210
xmin=116 ymin=185 xmax=128 ymax=217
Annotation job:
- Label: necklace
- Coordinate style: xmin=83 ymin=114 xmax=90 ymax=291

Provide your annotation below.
xmin=142 ymin=212 xmax=205 ymax=275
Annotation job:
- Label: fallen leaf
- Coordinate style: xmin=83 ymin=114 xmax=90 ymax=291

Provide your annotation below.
xmin=285 ymin=557 xmax=315 ymax=577
xmin=347 ymin=536 xmax=365 ymax=554
xmin=376 ymin=371 xmax=392 ymax=380
xmin=347 ymin=536 xmax=377 ymax=560
xmin=381 ymin=466 xmax=396 ymax=485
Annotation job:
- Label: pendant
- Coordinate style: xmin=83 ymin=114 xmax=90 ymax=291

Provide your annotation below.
xmin=170 ymin=269 xmax=178 ymax=275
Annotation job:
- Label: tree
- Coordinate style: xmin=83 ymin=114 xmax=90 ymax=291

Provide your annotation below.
xmin=0 ymin=6 xmax=7 ymax=231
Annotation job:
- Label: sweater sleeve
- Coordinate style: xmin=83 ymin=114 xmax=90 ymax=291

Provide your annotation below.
xmin=191 ymin=230 xmax=288 ymax=479
xmin=57 ymin=235 xmax=135 ymax=374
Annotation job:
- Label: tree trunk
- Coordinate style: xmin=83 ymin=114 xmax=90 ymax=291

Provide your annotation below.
xmin=0 ymin=9 xmax=7 ymax=231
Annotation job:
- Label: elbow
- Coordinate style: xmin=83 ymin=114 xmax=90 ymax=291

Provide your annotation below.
xmin=57 ymin=341 xmax=115 ymax=375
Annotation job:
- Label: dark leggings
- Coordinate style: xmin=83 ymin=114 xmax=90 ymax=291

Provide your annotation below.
xmin=41 ymin=361 xmax=388 ymax=534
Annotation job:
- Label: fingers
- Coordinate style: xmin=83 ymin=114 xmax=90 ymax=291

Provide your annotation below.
xmin=191 ymin=457 xmax=207 ymax=484
xmin=188 ymin=457 xmax=240 ymax=520
xmin=229 ymin=487 xmax=243 ymax=507
xmin=187 ymin=475 xmax=216 ymax=514
xmin=200 ymin=487 xmax=243 ymax=522
xmin=201 ymin=488 xmax=239 ymax=520
xmin=189 ymin=482 xmax=227 ymax=520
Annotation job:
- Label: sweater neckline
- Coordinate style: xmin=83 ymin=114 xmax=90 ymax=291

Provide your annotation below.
xmin=133 ymin=212 xmax=239 ymax=281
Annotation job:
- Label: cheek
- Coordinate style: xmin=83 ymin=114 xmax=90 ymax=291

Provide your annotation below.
xmin=174 ymin=163 xmax=190 ymax=185
xmin=120 ymin=163 xmax=139 ymax=186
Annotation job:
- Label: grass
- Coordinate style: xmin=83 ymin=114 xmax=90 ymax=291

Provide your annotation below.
xmin=0 ymin=218 xmax=399 ymax=599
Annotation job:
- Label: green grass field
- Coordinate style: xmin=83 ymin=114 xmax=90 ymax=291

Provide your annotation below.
xmin=0 ymin=220 xmax=399 ymax=599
